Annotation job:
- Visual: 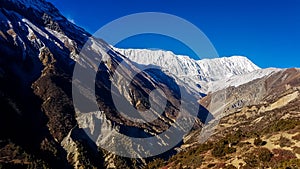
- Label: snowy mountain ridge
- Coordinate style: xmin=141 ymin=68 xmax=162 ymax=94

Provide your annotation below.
xmin=116 ymin=48 xmax=260 ymax=80
xmin=207 ymin=67 xmax=281 ymax=92
xmin=115 ymin=48 xmax=280 ymax=95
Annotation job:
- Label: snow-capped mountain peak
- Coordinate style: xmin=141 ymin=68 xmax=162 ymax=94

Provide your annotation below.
xmin=115 ymin=48 xmax=259 ymax=81
xmin=115 ymin=48 xmax=267 ymax=96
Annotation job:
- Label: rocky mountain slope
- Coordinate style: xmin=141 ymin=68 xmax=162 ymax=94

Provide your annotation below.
xmin=147 ymin=68 xmax=300 ymax=169
xmin=0 ymin=0 xmax=203 ymax=168
xmin=0 ymin=0 xmax=101 ymax=168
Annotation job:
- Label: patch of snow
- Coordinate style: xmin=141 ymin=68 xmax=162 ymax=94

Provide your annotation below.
xmin=45 ymin=27 xmax=76 ymax=51
xmin=22 ymin=18 xmax=49 ymax=39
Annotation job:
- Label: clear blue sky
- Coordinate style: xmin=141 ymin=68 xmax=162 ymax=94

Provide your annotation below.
xmin=48 ymin=0 xmax=300 ymax=68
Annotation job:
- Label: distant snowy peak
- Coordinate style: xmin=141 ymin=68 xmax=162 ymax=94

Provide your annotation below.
xmin=197 ymin=56 xmax=260 ymax=76
xmin=208 ymin=68 xmax=281 ymax=92
xmin=115 ymin=48 xmax=267 ymax=96
xmin=115 ymin=48 xmax=260 ymax=82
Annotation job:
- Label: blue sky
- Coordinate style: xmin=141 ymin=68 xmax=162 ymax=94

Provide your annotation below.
xmin=49 ymin=0 xmax=300 ymax=68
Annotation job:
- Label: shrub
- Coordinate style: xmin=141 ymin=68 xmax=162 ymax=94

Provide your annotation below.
xmin=254 ymin=137 xmax=266 ymax=146
xmin=274 ymin=159 xmax=300 ymax=169
xmin=145 ymin=158 xmax=165 ymax=169
xmin=211 ymin=142 xmax=226 ymax=157
xmin=277 ymin=136 xmax=293 ymax=147
xmin=167 ymin=147 xmax=204 ymax=168
xmin=212 ymin=139 xmax=236 ymax=157
xmin=243 ymin=153 xmax=259 ymax=167
xmin=266 ymin=119 xmax=300 ymax=133
xmin=258 ymin=148 xmax=273 ymax=162
xmin=271 ymin=149 xmax=296 ymax=164
xmin=224 ymin=146 xmax=236 ymax=154
xmin=226 ymin=130 xmax=244 ymax=146
xmin=195 ymin=142 xmax=213 ymax=154
xmin=207 ymin=163 xmax=216 ymax=168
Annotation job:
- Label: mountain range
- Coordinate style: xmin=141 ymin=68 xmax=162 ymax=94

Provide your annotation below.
xmin=0 ymin=0 xmax=299 ymax=169
xmin=115 ymin=48 xmax=280 ymax=95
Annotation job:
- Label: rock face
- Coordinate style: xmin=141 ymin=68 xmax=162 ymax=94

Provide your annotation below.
xmin=0 ymin=0 xmax=200 ymax=168
xmin=0 ymin=0 xmax=103 ymax=168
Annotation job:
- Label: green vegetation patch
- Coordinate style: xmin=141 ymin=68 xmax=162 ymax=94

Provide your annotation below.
xmin=263 ymin=119 xmax=300 ymax=134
